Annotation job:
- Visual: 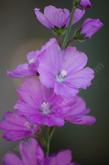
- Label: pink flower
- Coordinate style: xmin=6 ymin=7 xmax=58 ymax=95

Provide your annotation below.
xmin=15 ymin=79 xmax=96 ymax=127
xmin=34 ymin=6 xmax=70 ymax=29
xmin=80 ymin=0 xmax=92 ymax=9
xmin=3 ymin=138 xmax=78 ymax=165
xmin=3 ymin=138 xmax=44 ymax=165
xmin=0 ymin=112 xmax=39 ymax=141
xmin=35 ymin=5 xmax=85 ymax=29
xmin=38 ymin=43 xmax=94 ymax=97
xmin=80 ymin=18 xmax=103 ymax=38
xmin=7 ymin=38 xmax=57 ymax=78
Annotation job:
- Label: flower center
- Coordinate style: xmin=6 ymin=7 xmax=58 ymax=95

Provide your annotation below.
xmin=56 ymin=70 xmax=68 ymax=83
xmin=40 ymin=102 xmax=51 ymax=115
xmin=24 ymin=121 xmax=33 ymax=129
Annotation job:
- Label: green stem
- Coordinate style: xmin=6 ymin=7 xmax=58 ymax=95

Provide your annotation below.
xmin=46 ymin=127 xmax=55 ymax=156
xmin=62 ymin=0 xmax=77 ymax=48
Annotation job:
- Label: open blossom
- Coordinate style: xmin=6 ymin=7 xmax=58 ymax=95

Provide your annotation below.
xmin=3 ymin=138 xmax=77 ymax=165
xmin=15 ymin=79 xmax=96 ymax=127
xmin=35 ymin=5 xmax=85 ymax=29
xmin=14 ymin=79 xmax=65 ymax=127
xmin=80 ymin=0 xmax=92 ymax=9
xmin=7 ymin=38 xmax=56 ymax=78
xmin=0 ymin=112 xmax=39 ymax=141
xmin=80 ymin=18 xmax=103 ymax=38
xmin=38 ymin=43 xmax=94 ymax=97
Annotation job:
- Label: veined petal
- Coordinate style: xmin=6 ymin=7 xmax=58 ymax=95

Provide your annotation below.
xmin=68 ymin=115 xmax=96 ymax=126
xmin=34 ymin=8 xmax=52 ymax=28
xmin=61 ymin=96 xmax=96 ymax=126
xmin=54 ymin=82 xmax=78 ymax=97
xmin=81 ymin=18 xmax=103 ymax=38
xmin=0 ymin=112 xmax=38 ymax=141
xmin=3 ymin=154 xmax=23 ymax=165
xmin=62 ymin=47 xmax=88 ymax=73
xmin=3 ymin=139 xmax=78 ymax=165
xmin=60 ymin=96 xmax=87 ymax=115
xmin=48 ymin=150 xmax=72 ymax=165
xmin=44 ymin=5 xmax=70 ymax=28
xmin=17 ymin=79 xmax=43 ymax=108
xmin=67 ymin=67 xmax=94 ymax=89
xmin=7 ymin=64 xmax=34 ymax=78
xmin=38 ymin=42 xmax=62 ymax=88
xmin=74 ymin=8 xmax=85 ymax=24
xmin=28 ymin=114 xmax=64 ymax=126
xmin=20 ymin=139 xmax=44 ymax=165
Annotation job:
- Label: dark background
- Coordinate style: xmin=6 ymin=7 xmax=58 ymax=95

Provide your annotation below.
xmin=0 ymin=0 xmax=108 ymax=165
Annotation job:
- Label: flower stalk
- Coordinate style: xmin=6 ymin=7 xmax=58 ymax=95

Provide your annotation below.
xmin=46 ymin=127 xmax=55 ymax=156
xmin=62 ymin=0 xmax=77 ymax=48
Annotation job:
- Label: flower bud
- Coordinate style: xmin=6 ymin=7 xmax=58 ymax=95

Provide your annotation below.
xmin=80 ymin=0 xmax=92 ymax=9
xmin=80 ymin=18 xmax=103 ymax=38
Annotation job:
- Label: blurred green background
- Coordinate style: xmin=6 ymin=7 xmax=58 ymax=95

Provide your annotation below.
xmin=0 ymin=0 xmax=108 ymax=164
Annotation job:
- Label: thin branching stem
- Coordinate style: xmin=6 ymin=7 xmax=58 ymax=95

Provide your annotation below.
xmin=62 ymin=0 xmax=77 ymax=48
xmin=46 ymin=127 xmax=55 ymax=156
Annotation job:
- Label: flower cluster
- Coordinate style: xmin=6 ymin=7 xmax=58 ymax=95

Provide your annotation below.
xmin=0 ymin=0 xmax=103 ymax=164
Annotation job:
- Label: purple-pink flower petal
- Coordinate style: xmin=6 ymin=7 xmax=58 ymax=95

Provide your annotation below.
xmin=7 ymin=38 xmax=57 ymax=79
xmin=7 ymin=64 xmax=34 ymax=78
xmin=35 ymin=5 xmax=70 ymax=29
xmin=15 ymin=79 xmax=65 ymax=127
xmin=38 ymin=43 xmax=94 ymax=97
xmin=61 ymin=96 xmax=96 ymax=126
xmin=44 ymin=5 xmax=70 ymax=28
xmin=81 ymin=18 xmax=103 ymax=38
xmin=3 ymin=138 xmax=44 ymax=165
xmin=80 ymin=0 xmax=92 ymax=9
xmin=3 ymin=154 xmax=23 ymax=165
xmin=3 ymin=138 xmax=77 ymax=165
xmin=34 ymin=8 xmax=52 ymax=29
xmin=47 ymin=150 xmax=75 ymax=165
xmin=0 ymin=112 xmax=38 ymax=141
xmin=74 ymin=8 xmax=85 ymax=24
xmin=14 ymin=78 xmax=95 ymax=127
xmin=20 ymin=138 xmax=44 ymax=165
xmin=38 ymin=41 xmax=62 ymax=88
